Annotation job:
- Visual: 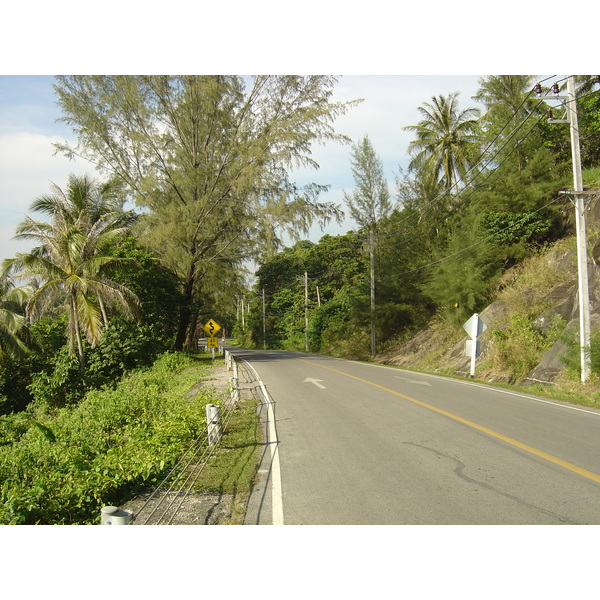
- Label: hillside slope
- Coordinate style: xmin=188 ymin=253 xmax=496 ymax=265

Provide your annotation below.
xmin=379 ymin=191 xmax=600 ymax=394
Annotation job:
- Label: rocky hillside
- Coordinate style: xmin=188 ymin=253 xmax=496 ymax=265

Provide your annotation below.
xmin=379 ymin=191 xmax=600 ymax=390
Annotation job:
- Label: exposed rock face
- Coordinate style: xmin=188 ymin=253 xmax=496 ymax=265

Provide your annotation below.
xmin=379 ymin=200 xmax=600 ymax=385
xmin=379 ymin=191 xmax=600 ymax=385
xmin=522 ymin=250 xmax=600 ymax=385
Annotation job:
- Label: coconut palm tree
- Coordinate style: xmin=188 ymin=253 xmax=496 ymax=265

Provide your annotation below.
xmin=2 ymin=175 xmax=140 ymax=368
xmin=403 ymin=92 xmax=480 ymax=196
xmin=472 ymin=75 xmax=540 ymax=171
xmin=0 ymin=277 xmax=35 ymax=358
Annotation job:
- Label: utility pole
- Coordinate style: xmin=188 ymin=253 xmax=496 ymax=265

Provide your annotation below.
xmin=304 ymin=271 xmax=309 ymax=352
xmin=567 ymin=76 xmax=592 ymax=383
xmin=370 ymin=229 xmax=376 ymax=355
xmin=262 ymin=288 xmax=266 ymax=350
xmin=539 ymin=76 xmax=592 ymax=382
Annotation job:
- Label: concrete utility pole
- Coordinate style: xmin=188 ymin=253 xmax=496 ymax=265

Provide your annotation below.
xmin=567 ymin=76 xmax=592 ymax=383
xmin=370 ymin=229 xmax=376 ymax=355
xmin=262 ymin=288 xmax=266 ymax=350
xmin=539 ymin=76 xmax=592 ymax=382
xmin=305 ymin=271 xmax=309 ymax=352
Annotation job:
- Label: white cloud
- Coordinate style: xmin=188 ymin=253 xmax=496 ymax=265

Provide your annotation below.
xmin=289 ymin=75 xmax=485 ymax=233
xmin=0 ymin=75 xmax=488 ymax=259
xmin=0 ymin=131 xmax=87 ymax=260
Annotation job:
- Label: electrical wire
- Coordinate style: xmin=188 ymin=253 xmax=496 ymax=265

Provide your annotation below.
xmin=254 ymin=78 xmax=600 ymax=298
xmin=384 ymin=194 xmax=566 ymax=280
xmin=374 ymin=109 xmax=551 ymax=252
xmin=354 ymin=75 xmax=575 ymax=244
xmin=359 ymin=80 xmax=600 ymax=254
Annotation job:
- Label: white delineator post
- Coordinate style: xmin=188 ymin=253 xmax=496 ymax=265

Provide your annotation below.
xmin=206 ymin=404 xmax=222 ymax=447
xmin=463 ymin=313 xmax=486 ymax=378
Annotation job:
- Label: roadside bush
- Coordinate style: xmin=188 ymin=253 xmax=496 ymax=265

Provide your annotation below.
xmin=486 ymin=314 xmax=566 ymax=381
xmin=0 ymin=352 xmax=218 ymax=524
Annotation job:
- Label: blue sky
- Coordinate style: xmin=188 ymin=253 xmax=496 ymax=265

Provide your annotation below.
xmin=0 ymin=74 xmax=494 ymax=260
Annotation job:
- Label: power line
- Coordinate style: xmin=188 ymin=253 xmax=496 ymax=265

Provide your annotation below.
xmin=363 ymin=82 xmax=600 ymax=254
xmin=374 ymin=108 xmax=551 ymax=252
xmin=384 ymin=195 xmax=566 ymax=280
xmin=362 ymin=76 xmax=600 ymax=247
xmin=357 ymin=76 xmax=560 ymax=244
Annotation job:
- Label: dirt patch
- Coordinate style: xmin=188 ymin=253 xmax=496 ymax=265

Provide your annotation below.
xmin=123 ymin=491 xmax=234 ymax=525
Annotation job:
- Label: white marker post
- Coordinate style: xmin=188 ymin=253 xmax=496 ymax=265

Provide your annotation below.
xmin=463 ymin=313 xmax=487 ymax=378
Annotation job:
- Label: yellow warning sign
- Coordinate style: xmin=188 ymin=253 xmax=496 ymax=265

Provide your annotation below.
xmin=203 ymin=319 xmax=221 ymax=336
xmin=206 ymin=337 xmax=219 ymax=349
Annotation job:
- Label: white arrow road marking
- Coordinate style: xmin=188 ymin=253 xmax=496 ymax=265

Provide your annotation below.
xmin=395 ymin=376 xmax=432 ymax=386
xmin=303 ymin=377 xmax=326 ymax=389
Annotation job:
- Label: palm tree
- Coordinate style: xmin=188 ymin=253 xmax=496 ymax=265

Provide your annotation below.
xmin=2 ymin=175 xmax=140 ymax=368
xmin=0 ymin=277 xmax=35 ymax=358
xmin=472 ymin=75 xmax=539 ymax=171
xmin=403 ymin=92 xmax=480 ymax=196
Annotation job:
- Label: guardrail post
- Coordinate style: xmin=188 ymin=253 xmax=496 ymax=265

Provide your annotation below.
xmin=206 ymin=404 xmax=222 ymax=447
xmin=230 ymin=377 xmax=239 ymax=404
xmin=101 ymin=506 xmax=133 ymax=525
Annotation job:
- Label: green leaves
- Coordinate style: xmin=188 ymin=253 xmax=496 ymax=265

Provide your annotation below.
xmin=53 ymin=76 xmax=359 ymax=348
xmin=403 ymin=92 xmax=480 ymax=194
xmin=0 ymin=352 xmax=217 ymax=524
xmin=481 ymin=211 xmax=554 ymax=248
xmin=344 ymin=135 xmax=392 ymax=230
xmin=4 ymin=174 xmax=140 ymax=366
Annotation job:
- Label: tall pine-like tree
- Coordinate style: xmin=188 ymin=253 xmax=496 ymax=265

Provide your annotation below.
xmin=54 ymin=76 xmax=358 ymax=349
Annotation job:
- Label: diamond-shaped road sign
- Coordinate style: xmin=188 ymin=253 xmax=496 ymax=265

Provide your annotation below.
xmin=203 ymin=319 xmax=221 ymax=337
xmin=463 ymin=313 xmax=487 ymax=339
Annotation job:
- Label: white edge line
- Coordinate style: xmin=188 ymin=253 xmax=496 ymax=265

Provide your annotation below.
xmin=238 ymin=357 xmax=284 ymax=525
xmin=343 ymin=359 xmax=600 ymax=417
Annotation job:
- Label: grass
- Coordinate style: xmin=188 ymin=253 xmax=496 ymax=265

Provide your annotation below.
xmin=189 ymin=395 xmax=263 ymax=524
xmin=583 ymin=165 xmax=600 ymax=187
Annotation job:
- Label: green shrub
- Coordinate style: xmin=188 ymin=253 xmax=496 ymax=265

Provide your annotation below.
xmin=0 ymin=352 xmax=219 ymax=524
xmin=486 ymin=314 xmax=566 ymax=380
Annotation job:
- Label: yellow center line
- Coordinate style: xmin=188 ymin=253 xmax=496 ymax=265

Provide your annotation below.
xmin=299 ymin=359 xmax=600 ymax=484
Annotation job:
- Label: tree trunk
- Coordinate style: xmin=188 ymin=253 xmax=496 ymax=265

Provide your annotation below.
xmin=174 ymin=304 xmax=192 ymax=351
xmin=71 ymin=296 xmax=87 ymax=374
xmin=185 ymin=309 xmax=199 ymax=350
xmin=98 ymin=296 xmax=108 ymax=326
xmin=173 ymin=265 xmax=196 ymax=351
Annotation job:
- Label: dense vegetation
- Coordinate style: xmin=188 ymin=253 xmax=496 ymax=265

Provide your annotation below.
xmin=0 ymin=352 xmax=219 ymax=524
xmin=238 ymin=76 xmax=600 ymax=365
xmin=0 ymin=75 xmax=598 ymax=523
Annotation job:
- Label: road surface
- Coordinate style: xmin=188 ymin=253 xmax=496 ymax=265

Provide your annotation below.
xmin=235 ymin=348 xmax=600 ymax=525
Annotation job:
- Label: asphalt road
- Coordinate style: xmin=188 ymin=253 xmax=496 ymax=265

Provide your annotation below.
xmin=237 ymin=347 xmax=600 ymax=525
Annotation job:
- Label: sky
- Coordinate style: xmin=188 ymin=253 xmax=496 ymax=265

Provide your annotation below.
xmin=1 ymin=1 xmax=596 ymax=264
